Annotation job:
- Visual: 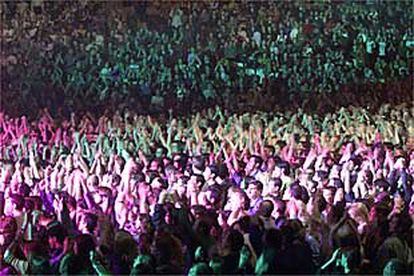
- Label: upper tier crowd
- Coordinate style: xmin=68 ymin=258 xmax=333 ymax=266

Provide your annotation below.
xmin=0 ymin=102 xmax=413 ymax=274
xmin=2 ymin=0 xmax=413 ymax=116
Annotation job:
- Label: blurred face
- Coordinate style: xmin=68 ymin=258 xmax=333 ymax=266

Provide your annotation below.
xmin=175 ymin=183 xmax=186 ymax=198
xmin=247 ymin=184 xmax=261 ymax=200
xmin=334 ymin=188 xmax=344 ymax=204
xmin=273 ymin=203 xmax=284 ymax=219
xmin=393 ymin=194 xmax=405 ymax=212
xmin=266 ymin=158 xmax=276 ymax=172
xmin=230 ymin=192 xmax=245 ymax=211
xmin=246 ymin=158 xmax=257 ymax=174
xmin=97 ymin=191 xmax=110 ymax=211
xmin=205 ymin=190 xmax=218 ymax=206
xmin=323 ymin=189 xmax=334 ymax=205
xmin=272 ymin=166 xmax=282 ymax=178
xmin=78 ymin=214 xmax=89 ymax=234
xmin=266 ymin=180 xmax=280 ymax=196
xmin=4 ymin=198 xmax=16 ymax=217
xmin=48 ymin=236 xmax=60 ymax=250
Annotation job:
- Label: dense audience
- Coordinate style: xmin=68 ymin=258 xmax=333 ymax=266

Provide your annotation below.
xmin=0 ymin=103 xmax=413 ymax=274
xmin=1 ymin=0 xmax=413 ymax=116
xmin=0 ymin=0 xmax=413 ymax=275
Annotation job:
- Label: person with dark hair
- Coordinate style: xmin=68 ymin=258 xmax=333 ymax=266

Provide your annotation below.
xmin=46 ymin=223 xmax=67 ymax=273
xmin=321 ymin=217 xmax=362 ymax=274
xmin=278 ymin=219 xmax=316 ymax=274
xmin=273 ymin=198 xmax=287 ymax=221
xmin=246 ymin=180 xmax=264 ymax=215
xmin=258 ymin=200 xmax=276 ymax=230
xmin=388 ymin=157 xmax=412 ymax=203
xmin=4 ymin=194 xmax=25 ymax=230
xmin=273 ymin=161 xmax=293 ymax=191
xmin=376 ymin=212 xmax=413 ymax=273
xmin=221 ymin=229 xmax=245 ymax=274
xmin=59 ymin=234 xmax=96 ymax=275
xmin=364 ymin=202 xmax=392 ymax=270
xmin=245 ymin=155 xmax=263 ymax=179
xmin=152 ymin=231 xmax=184 ymax=274
xmin=255 ymin=228 xmax=282 ymax=275
xmin=191 ymin=156 xmax=206 ymax=175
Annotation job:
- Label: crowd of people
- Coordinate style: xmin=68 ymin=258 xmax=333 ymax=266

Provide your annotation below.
xmin=0 ymin=102 xmax=413 ymax=274
xmin=2 ymin=1 xmax=413 ymax=116
xmin=0 ymin=0 xmax=413 ymax=275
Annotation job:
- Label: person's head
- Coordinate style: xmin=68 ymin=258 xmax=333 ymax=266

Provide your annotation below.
xmin=174 ymin=175 xmax=188 ymax=198
xmin=114 ymin=230 xmax=138 ymax=263
xmin=4 ymin=194 xmax=24 ymax=216
xmin=192 ymin=156 xmax=206 ymax=173
xmin=382 ymin=258 xmax=410 ymax=276
xmin=388 ymin=212 xmax=412 ymax=238
xmin=96 ymin=186 xmax=112 ymax=212
xmin=0 ymin=216 xmax=16 ymax=250
xmin=165 ymin=165 xmax=178 ymax=183
xmin=392 ymin=191 xmax=405 ymax=213
xmin=152 ymin=231 xmax=183 ymax=266
xmin=228 ymin=189 xmax=248 ymax=212
xmin=201 ymin=140 xmax=214 ymax=154
xmin=203 ymin=165 xmax=218 ymax=182
xmin=47 ymin=223 xmax=67 ymax=250
xmin=171 ymin=141 xmax=183 ymax=154
xmin=246 ymin=155 xmax=263 ymax=175
xmin=188 ymin=174 xmax=205 ymax=193
xmin=290 ymin=184 xmax=309 ymax=204
xmin=18 ymin=183 xmax=31 ymax=197
xmin=204 ymin=186 xmax=222 ymax=209
xmin=369 ymin=203 xmax=391 ymax=224
xmin=78 ymin=212 xmax=98 ymax=235
xmin=73 ymin=234 xmax=95 ymax=256
xmin=323 ymin=187 xmax=336 ymax=206
xmin=347 ymin=203 xmax=369 ymax=234
xmin=330 ymin=217 xmax=360 ymax=249
xmin=273 ymin=198 xmax=286 ymax=219
xmin=258 ymin=200 xmax=274 ymax=218
xmin=265 ymin=156 xmax=278 ymax=173
xmin=87 ymin=175 xmax=99 ymax=192
xmin=172 ymin=154 xmax=185 ymax=171
xmin=23 ymin=240 xmax=47 ymax=260
xmin=246 ymin=180 xmax=263 ymax=201
xmin=273 ymin=161 xmax=290 ymax=178
xmin=265 ymin=177 xmax=282 ymax=196
xmin=148 ymin=158 xmax=162 ymax=172
xmin=223 ymin=229 xmax=244 ymax=253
